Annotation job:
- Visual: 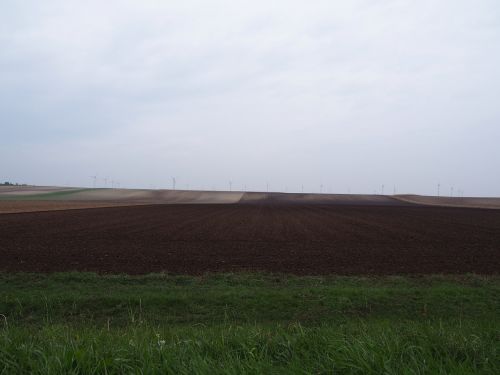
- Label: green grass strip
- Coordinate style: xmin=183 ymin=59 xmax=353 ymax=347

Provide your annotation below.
xmin=0 ymin=273 xmax=498 ymax=374
xmin=1 ymin=273 xmax=498 ymax=326
xmin=0 ymin=189 xmax=91 ymax=201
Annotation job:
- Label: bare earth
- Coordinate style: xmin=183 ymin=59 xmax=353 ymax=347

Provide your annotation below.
xmin=395 ymin=195 xmax=500 ymax=209
xmin=1 ymin=186 xmax=499 ymax=213
xmin=0 ymin=201 xmax=146 ymax=214
xmin=0 ymin=186 xmax=244 ymax=213
xmin=240 ymin=193 xmax=409 ymax=205
xmin=1 ymin=202 xmax=499 ymax=275
xmin=1 ymin=187 xmax=499 ymax=275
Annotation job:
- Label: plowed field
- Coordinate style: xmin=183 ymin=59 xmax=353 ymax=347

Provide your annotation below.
xmin=1 ymin=201 xmax=499 ymax=275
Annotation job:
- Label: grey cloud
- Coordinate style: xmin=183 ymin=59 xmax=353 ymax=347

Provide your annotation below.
xmin=1 ymin=0 xmax=500 ymax=196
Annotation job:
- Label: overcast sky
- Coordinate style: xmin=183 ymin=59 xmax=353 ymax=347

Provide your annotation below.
xmin=1 ymin=0 xmax=499 ymax=196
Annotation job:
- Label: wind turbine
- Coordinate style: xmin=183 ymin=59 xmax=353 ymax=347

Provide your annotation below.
xmin=90 ymin=175 xmax=97 ymax=188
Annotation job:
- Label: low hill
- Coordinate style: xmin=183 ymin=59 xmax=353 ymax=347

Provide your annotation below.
xmin=1 ymin=186 xmax=499 ymax=213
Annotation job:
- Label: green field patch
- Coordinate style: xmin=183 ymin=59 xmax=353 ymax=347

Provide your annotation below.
xmin=0 ymin=188 xmax=94 ymax=201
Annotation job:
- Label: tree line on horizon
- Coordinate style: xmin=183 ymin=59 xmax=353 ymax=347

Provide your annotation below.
xmin=1 ymin=182 xmax=27 ymax=186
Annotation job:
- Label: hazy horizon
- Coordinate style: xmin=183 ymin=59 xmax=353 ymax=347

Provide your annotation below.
xmin=2 ymin=1 xmax=500 ymax=196
xmin=0 ymin=181 xmax=480 ymax=198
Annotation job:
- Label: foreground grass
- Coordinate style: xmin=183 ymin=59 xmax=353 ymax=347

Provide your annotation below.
xmin=0 ymin=273 xmax=499 ymax=374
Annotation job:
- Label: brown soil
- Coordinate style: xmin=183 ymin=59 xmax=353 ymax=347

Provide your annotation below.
xmin=1 ymin=201 xmax=499 ymax=275
xmin=0 ymin=201 xmax=147 ymax=214
xmin=0 ymin=187 xmax=244 ymax=204
xmin=394 ymin=195 xmax=500 ymax=209
xmin=240 ymin=193 xmax=411 ymax=205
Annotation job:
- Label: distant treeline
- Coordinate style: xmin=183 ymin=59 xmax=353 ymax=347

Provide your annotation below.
xmin=1 ymin=182 xmax=27 ymax=186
